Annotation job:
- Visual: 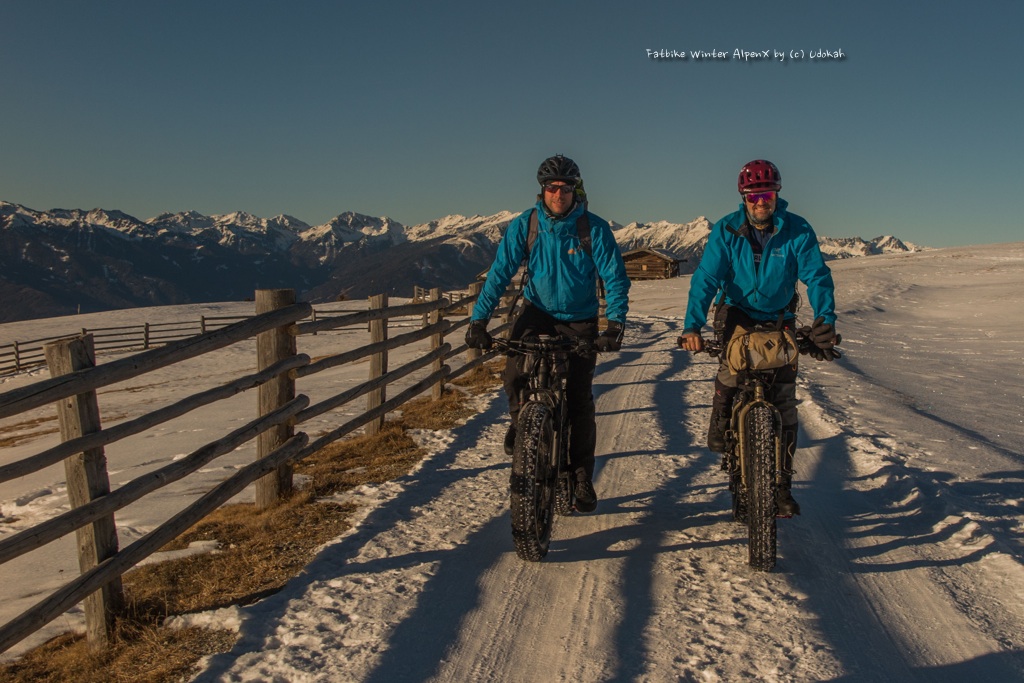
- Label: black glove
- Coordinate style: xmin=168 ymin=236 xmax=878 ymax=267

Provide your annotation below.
xmin=465 ymin=320 xmax=493 ymax=350
xmin=595 ymin=321 xmax=624 ymax=353
xmin=808 ymin=316 xmax=842 ymax=361
xmin=810 ymin=316 xmax=837 ymax=348
xmin=807 ymin=345 xmax=842 ymax=361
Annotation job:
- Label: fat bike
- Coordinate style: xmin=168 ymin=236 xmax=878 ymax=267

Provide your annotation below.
xmin=700 ymin=329 xmax=823 ymax=571
xmin=493 ymin=335 xmax=595 ymax=562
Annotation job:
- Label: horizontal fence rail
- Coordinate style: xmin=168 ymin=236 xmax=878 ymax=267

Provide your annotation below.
xmin=0 ymin=395 xmax=310 ymax=567
xmin=0 ymin=303 xmax=311 ymax=420
xmin=0 ymin=280 xmax=538 ymax=655
xmin=2 ymin=308 xmax=347 ymax=377
xmin=0 ymin=354 xmax=311 ymax=485
xmin=0 ymin=290 xmax=481 ymax=377
xmin=0 ymin=433 xmax=311 ymax=655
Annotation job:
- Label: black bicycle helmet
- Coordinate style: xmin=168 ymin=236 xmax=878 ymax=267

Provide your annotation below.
xmin=537 ymin=154 xmax=581 ymax=185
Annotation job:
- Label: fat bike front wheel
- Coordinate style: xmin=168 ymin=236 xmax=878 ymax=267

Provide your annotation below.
xmin=745 ymin=403 xmax=778 ymax=571
xmin=510 ymin=402 xmax=557 ymax=561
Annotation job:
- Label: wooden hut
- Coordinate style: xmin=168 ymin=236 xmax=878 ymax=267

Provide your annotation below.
xmin=622 ymin=248 xmax=681 ymax=279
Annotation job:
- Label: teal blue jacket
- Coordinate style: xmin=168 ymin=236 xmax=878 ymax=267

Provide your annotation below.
xmin=683 ymin=199 xmax=836 ymax=332
xmin=472 ymin=200 xmax=630 ymax=324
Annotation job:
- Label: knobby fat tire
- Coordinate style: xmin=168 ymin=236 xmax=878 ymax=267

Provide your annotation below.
xmin=510 ymin=402 xmax=557 ymax=561
xmin=746 ymin=403 xmax=778 ymax=571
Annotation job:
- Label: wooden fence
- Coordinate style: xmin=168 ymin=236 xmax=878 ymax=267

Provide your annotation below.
xmin=0 ymin=315 xmax=252 ymax=377
xmin=0 ymin=280 xmax=517 ymax=655
xmin=0 ymin=302 xmax=398 ymax=377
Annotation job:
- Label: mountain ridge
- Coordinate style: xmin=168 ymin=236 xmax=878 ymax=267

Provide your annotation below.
xmin=0 ymin=200 xmax=922 ymax=323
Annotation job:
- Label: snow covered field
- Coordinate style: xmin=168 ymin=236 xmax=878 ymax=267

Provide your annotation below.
xmin=0 ymin=299 xmax=436 ymax=658
xmin=2 ymin=243 xmax=1024 ymax=680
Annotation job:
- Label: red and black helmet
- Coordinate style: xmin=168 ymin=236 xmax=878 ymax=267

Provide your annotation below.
xmin=737 ymin=159 xmax=782 ymax=193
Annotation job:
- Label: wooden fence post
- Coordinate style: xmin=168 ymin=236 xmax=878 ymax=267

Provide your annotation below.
xmin=255 ymin=289 xmax=297 ymax=508
xmin=44 ymin=334 xmax=123 ymax=653
xmin=466 ymin=281 xmax=482 ymax=363
xmin=143 ymin=323 xmax=150 ymax=349
xmin=429 ymin=288 xmax=444 ymax=400
xmin=366 ymin=293 xmax=388 ymax=435
xmin=13 ymin=341 xmax=20 ymax=371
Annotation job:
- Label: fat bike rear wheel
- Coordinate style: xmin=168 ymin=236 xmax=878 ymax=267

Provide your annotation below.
xmin=510 ymin=402 xmax=557 ymax=561
xmin=746 ymin=404 xmax=778 ymax=571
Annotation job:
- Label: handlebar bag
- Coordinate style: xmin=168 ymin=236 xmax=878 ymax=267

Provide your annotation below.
xmin=724 ymin=324 xmax=799 ymax=374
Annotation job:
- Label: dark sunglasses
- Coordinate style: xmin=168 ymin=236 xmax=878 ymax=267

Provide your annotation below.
xmin=542 ymin=184 xmax=575 ymax=195
xmin=744 ymin=191 xmax=777 ymax=204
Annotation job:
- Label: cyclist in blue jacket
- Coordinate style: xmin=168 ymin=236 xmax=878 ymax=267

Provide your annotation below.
xmin=465 ymin=154 xmax=630 ymax=512
xmin=679 ymin=160 xmax=839 ymax=516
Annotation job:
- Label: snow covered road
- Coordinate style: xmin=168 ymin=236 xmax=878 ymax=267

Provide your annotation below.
xmin=3 ymin=243 xmax=1022 ymax=680
xmin=192 ymin=246 xmax=1024 ymax=682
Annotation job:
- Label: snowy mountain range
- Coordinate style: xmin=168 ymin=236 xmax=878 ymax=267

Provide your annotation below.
xmin=0 ymin=201 xmax=921 ymax=323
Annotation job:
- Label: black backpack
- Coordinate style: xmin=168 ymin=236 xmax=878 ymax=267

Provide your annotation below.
xmin=519 ymin=205 xmax=605 ymax=302
xmin=525 ymin=207 xmax=593 ymax=258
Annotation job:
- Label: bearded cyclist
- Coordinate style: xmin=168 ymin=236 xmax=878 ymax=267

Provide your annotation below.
xmin=678 ymin=159 xmax=839 ymax=516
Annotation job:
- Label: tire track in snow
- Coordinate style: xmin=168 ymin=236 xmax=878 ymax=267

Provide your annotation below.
xmin=785 ymin=366 xmax=1024 ymax=680
xmin=194 ymin=316 xmax=1024 ymax=682
xmin=428 ymin=320 xmax=685 ymax=682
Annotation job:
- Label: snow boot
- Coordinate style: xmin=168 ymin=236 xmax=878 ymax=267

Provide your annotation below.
xmin=573 ymin=468 xmax=597 ymax=513
xmin=777 ymin=424 xmax=801 ymax=517
xmin=707 ymin=410 xmax=730 ymax=454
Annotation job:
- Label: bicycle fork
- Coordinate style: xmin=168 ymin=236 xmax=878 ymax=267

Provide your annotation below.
xmin=524 ymin=361 xmax=569 ymax=483
xmin=733 ymin=384 xmax=785 ymax=497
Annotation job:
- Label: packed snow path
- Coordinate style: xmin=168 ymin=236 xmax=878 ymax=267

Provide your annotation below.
xmin=2 ymin=245 xmax=1020 ymax=678
xmin=193 ymin=294 xmax=1024 ymax=680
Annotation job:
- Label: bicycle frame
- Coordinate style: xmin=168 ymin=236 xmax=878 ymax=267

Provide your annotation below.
xmin=525 ymin=347 xmax=569 ymax=470
xmin=499 ymin=335 xmax=577 ymax=479
xmin=688 ymin=324 xmax=837 ymax=571
xmin=494 ymin=334 xmax=596 ymax=561
xmin=696 ymin=329 xmax=806 ymax=571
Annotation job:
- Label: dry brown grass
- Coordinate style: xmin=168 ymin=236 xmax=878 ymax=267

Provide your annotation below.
xmin=449 ymin=358 xmax=505 ymax=396
xmin=0 ymin=360 xmax=503 ymax=683
xmin=125 ymin=492 xmax=355 ymax=615
xmin=2 ymin=627 xmax=237 ymax=683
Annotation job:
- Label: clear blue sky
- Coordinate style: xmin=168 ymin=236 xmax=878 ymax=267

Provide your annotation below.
xmin=2 ymin=1 xmax=1020 ymax=248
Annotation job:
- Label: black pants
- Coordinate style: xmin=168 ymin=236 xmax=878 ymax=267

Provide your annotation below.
xmin=714 ymin=306 xmax=799 ymax=427
xmin=503 ymin=303 xmax=599 ymax=479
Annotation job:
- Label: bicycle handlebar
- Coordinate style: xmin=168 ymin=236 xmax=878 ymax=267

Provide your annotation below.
xmin=492 ymin=335 xmax=597 ymax=357
xmin=677 ymin=328 xmax=842 ymax=359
